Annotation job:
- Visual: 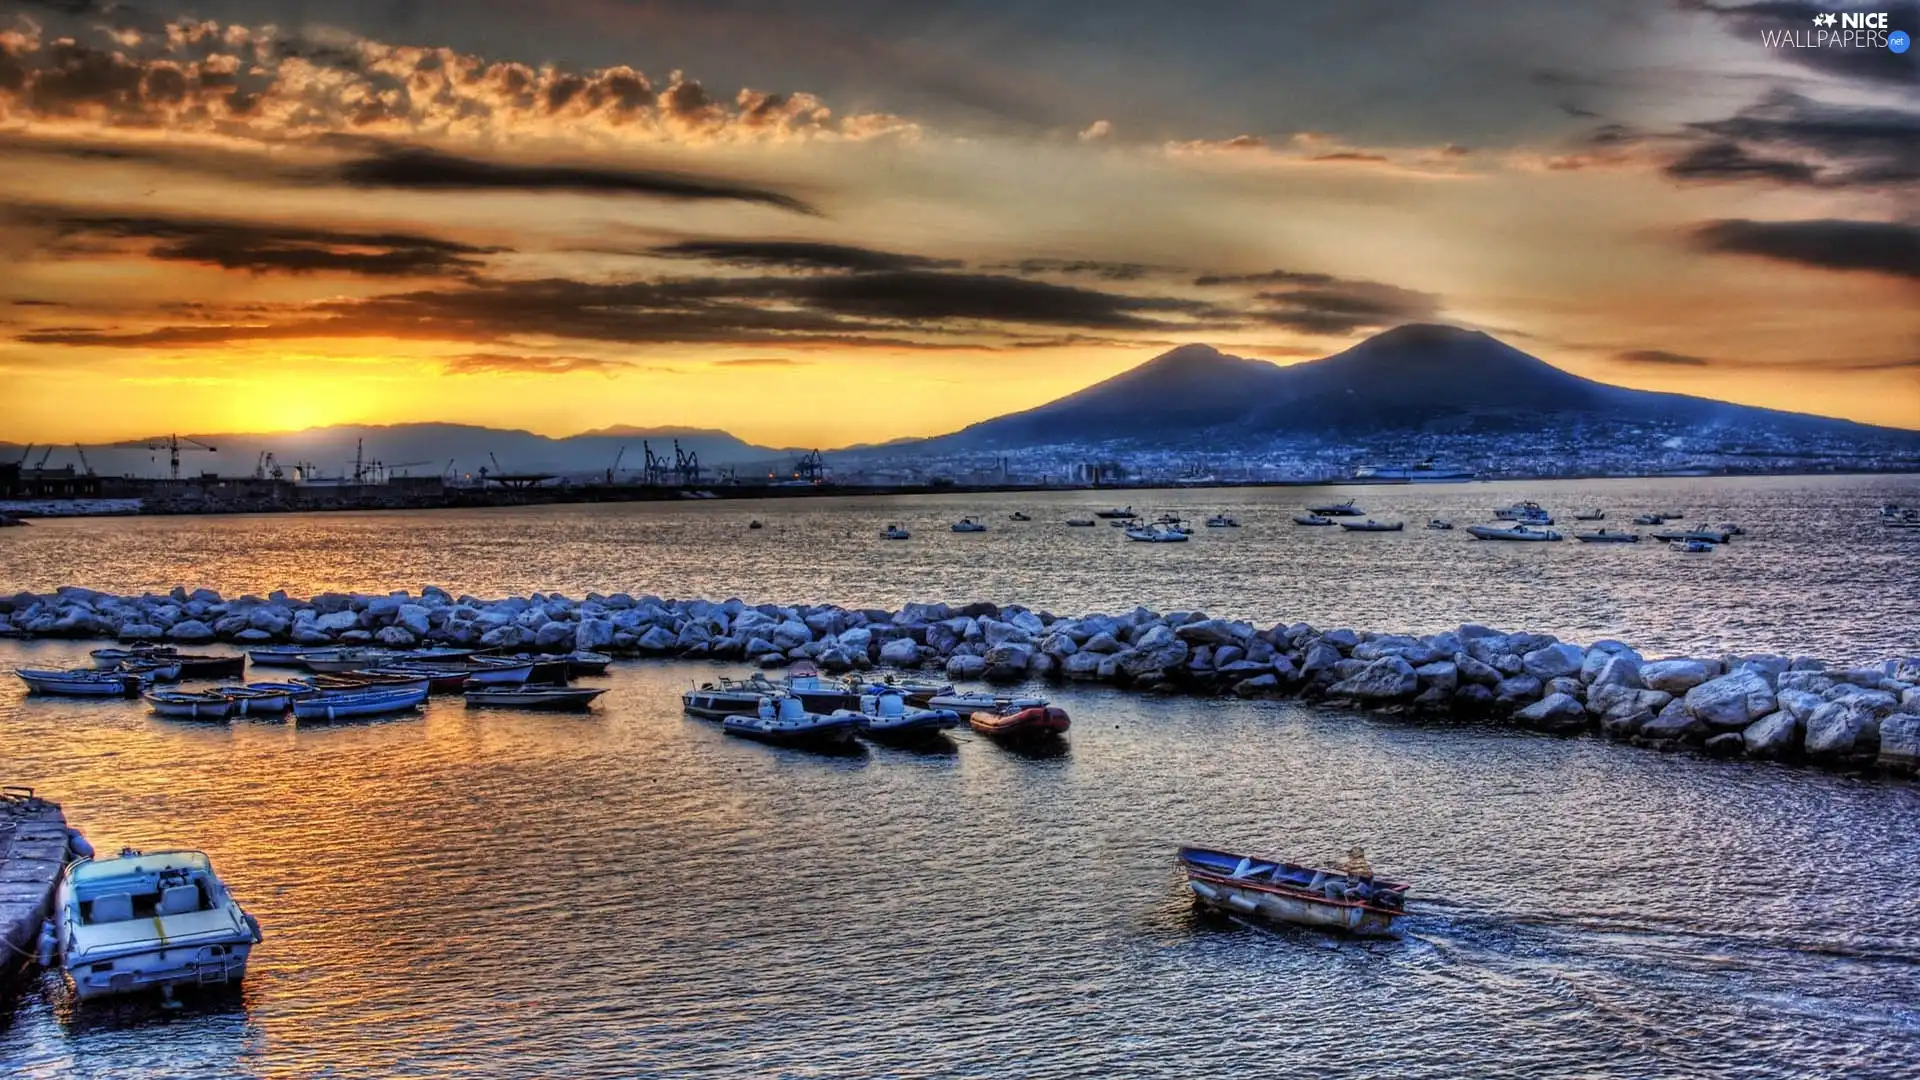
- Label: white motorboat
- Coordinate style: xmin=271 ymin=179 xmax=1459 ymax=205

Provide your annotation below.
xmin=1651 ymin=527 xmax=1731 ymax=544
xmin=1178 ymin=846 xmax=1408 ymax=939
xmin=1426 ymin=519 xmax=1454 ymax=530
xmin=1292 ymin=514 xmax=1333 ymax=526
xmin=1094 ymin=507 xmax=1138 ymax=519
xmin=464 ymin=685 xmax=607 ymax=710
xmin=882 ymin=524 xmax=911 ymax=540
xmin=951 ymin=518 xmax=987 ymax=533
xmin=1495 ymin=501 xmax=1552 ymax=522
xmin=56 ymin=848 xmax=262 ymax=1000
xmin=837 ymin=691 xmax=962 ymax=741
xmin=1466 ymin=523 xmax=1562 ymax=541
xmin=926 ymin=691 xmax=1049 ymax=712
xmin=682 ymin=676 xmax=776 ymax=719
xmin=723 ymin=694 xmax=860 ymax=747
xmin=1672 ymin=539 xmax=1715 ymax=553
xmin=16 ymin=668 xmax=142 ymax=697
xmin=1125 ymin=524 xmax=1190 ymax=542
xmin=1573 ymin=508 xmax=1606 ymax=521
xmin=1338 ymin=519 xmax=1404 ymax=532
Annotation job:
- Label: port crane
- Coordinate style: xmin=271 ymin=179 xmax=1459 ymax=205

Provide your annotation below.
xmin=606 ymin=445 xmax=626 ymax=485
xmin=640 ymin=441 xmax=672 ymax=486
xmin=253 ymin=452 xmax=284 ymax=481
xmin=115 ymin=434 xmax=217 ymax=480
xmin=74 ymin=444 xmax=94 ymax=475
xmin=793 ymin=450 xmax=824 ymax=483
xmin=673 ymin=440 xmax=701 ymax=486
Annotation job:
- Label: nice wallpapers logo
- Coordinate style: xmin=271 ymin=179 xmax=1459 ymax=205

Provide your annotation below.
xmin=1760 ymin=11 xmax=1911 ymax=52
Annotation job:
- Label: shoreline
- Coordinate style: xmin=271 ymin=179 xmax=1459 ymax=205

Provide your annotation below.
xmin=4 ymin=585 xmax=1916 ymax=780
xmin=5 ymin=468 xmax=1918 ymax=520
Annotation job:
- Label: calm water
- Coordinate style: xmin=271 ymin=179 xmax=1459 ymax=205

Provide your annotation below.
xmin=3 ymin=476 xmax=1919 ymax=661
xmin=1 ymin=640 xmax=1917 ymax=1078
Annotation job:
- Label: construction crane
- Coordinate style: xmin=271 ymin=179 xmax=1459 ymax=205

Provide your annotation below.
xmin=489 ymin=452 xmax=505 ymax=478
xmin=35 ymin=446 xmax=54 ymax=468
xmin=14 ymin=444 xmax=31 ymax=465
xmin=115 ymin=434 xmax=216 ymax=480
xmin=606 ymin=445 xmax=626 ymax=485
xmin=793 ymin=450 xmax=824 ymax=483
xmin=641 ymin=441 xmax=672 ymax=486
xmin=673 ymin=440 xmax=700 ymax=486
xmin=74 ymin=444 xmax=93 ymax=475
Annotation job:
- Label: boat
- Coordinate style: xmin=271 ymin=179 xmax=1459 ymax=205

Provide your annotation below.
xmin=1717 ymin=523 xmax=1747 ymax=536
xmin=16 ymin=668 xmax=142 ymax=696
xmin=1888 ymin=517 xmax=1920 ymax=530
xmin=464 ymin=685 xmax=607 ymax=710
xmin=89 ymin=645 xmax=177 ymax=670
xmin=838 ymin=691 xmax=962 ymax=742
xmin=723 ymin=694 xmax=860 ymax=748
xmin=927 ymin=691 xmax=1049 ymax=713
xmin=1065 ymin=518 xmax=1096 ymax=527
xmin=1292 ymin=514 xmax=1334 ymax=526
xmin=858 ymin=673 xmax=954 ymax=708
xmin=295 ymin=647 xmax=398 ymax=673
xmin=951 ymin=518 xmax=987 ymax=533
xmin=460 ymin=657 xmax=537 ymax=685
xmin=1574 ymin=529 xmax=1640 ymax=543
xmin=1151 ymin=514 xmax=1193 ymax=535
xmin=1465 ymin=523 xmax=1562 ymax=541
xmin=488 ymin=654 xmax=572 ymax=683
xmin=118 ymin=658 xmax=183 ymax=682
xmin=245 ymin=646 xmax=311 ymax=668
xmin=882 ymin=524 xmax=911 ymax=540
xmin=359 ymin=666 xmax=471 ymax=693
xmin=782 ymin=663 xmax=864 ymax=712
xmin=1010 ymin=512 xmax=1032 ymax=521
xmin=1338 ymin=519 xmax=1404 ymax=532
xmin=1425 ymin=519 xmax=1453 ymax=530
xmin=1573 ymin=508 xmax=1606 ymax=521
xmin=969 ymin=703 xmax=1071 ymax=742
xmin=1883 ymin=503 xmax=1906 ymax=518
xmin=1094 ymin=507 xmax=1138 ymax=519
xmin=682 ymin=676 xmax=777 ymax=719
xmin=1651 ymin=528 xmax=1730 ymax=544
xmin=565 ymin=650 xmax=613 ymax=676
xmin=55 ymin=847 xmax=262 ymax=1000
xmin=290 ymin=684 xmax=428 ymax=720
xmin=1672 ymin=539 xmax=1715 ymax=553
xmin=169 ymin=654 xmax=247 ymax=680
xmin=302 ymin=671 xmax=432 ymax=695
xmin=1176 ymin=846 xmax=1408 ymax=939
xmin=1304 ymin=499 xmax=1364 ymax=516
xmin=1632 ymin=513 xmax=1666 ymax=525
xmin=143 ymin=690 xmax=235 ymax=720
xmin=1494 ymin=501 xmax=1552 ymax=523
xmin=1204 ymin=514 xmax=1239 ymax=528
xmin=212 ymin=684 xmax=300 ymax=715
xmin=748 ymin=520 xmax=763 ymax=530
xmin=1125 ymin=524 xmax=1190 ymax=542
xmin=1354 ymin=460 xmax=1475 ymax=483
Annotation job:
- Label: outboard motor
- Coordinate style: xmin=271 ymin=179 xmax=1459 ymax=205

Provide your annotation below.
xmin=776 ymin=697 xmax=807 ymax=722
xmin=66 ymin=827 xmax=95 ymax=861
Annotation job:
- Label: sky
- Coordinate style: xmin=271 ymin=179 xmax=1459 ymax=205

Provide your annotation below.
xmin=0 ymin=0 xmax=1915 ymax=448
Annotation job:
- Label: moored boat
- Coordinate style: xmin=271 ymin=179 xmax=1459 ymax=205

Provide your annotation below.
xmin=1125 ymin=524 xmax=1189 ymax=542
xmin=360 ymin=665 xmax=471 ymax=693
xmin=143 ymin=690 xmax=235 ymax=720
xmin=838 ymin=691 xmax=961 ymax=742
xmin=460 ymin=657 xmax=537 ymax=685
xmin=1494 ymin=501 xmax=1552 ymax=523
xmin=1573 ymin=508 xmax=1606 ymax=521
xmin=118 ymin=658 xmax=183 ymax=682
xmin=1574 ymin=529 xmax=1640 ymax=543
xmin=245 ymin=645 xmax=311 ymax=668
xmin=1065 ymin=518 xmax=1096 ymax=527
xmin=951 ymin=517 xmax=987 ymax=533
xmin=1651 ymin=528 xmax=1730 ymax=544
xmin=1176 ymin=846 xmax=1408 ymax=938
xmin=882 ymin=524 xmax=911 ymax=540
xmin=90 ymin=645 xmax=177 ymax=670
xmin=782 ymin=663 xmax=863 ymax=712
xmin=290 ymin=684 xmax=427 ymax=720
xmin=56 ymin=847 xmax=263 ymax=1000
xmin=1338 ymin=519 xmax=1403 ymax=532
xmin=1425 ymin=519 xmax=1453 ymax=530
xmin=464 ymin=685 xmax=607 ymax=710
xmin=16 ymin=667 xmax=142 ymax=696
xmin=481 ymin=654 xmax=571 ymax=683
xmin=1010 ymin=511 xmax=1032 ymax=521
xmin=1304 ymin=499 xmax=1363 ymax=516
xmin=969 ymin=703 xmax=1071 ymax=742
xmin=723 ymin=694 xmax=860 ymax=747
xmin=1466 ymin=523 xmax=1562 ymax=541
xmin=302 ymin=671 xmax=432 ymax=695
xmin=566 ymin=650 xmax=613 ymax=676
xmin=859 ymin=673 xmax=954 ymax=707
xmin=1672 ymin=539 xmax=1715 ymax=553
xmin=1094 ymin=507 xmax=1138 ymax=519
xmin=212 ymin=683 xmax=300 ymax=715
xmin=169 ymin=654 xmax=247 ymax=680
xmin=1632 ymin=513 xmax=1668 ymax=525
xmin=682 ymin=676 xmax=776 ymax=719
xmin=927 ymin=691 xmax=1049 ymax=713
xmin=1292 ymin=514 xmax=1334 ymax=526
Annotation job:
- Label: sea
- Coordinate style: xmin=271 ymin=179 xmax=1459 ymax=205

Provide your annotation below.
xmin=1 ymin=475 xmax=1917 ymax=1078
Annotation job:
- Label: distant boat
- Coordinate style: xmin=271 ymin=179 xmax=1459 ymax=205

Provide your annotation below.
xmin=1494 ymin=501 xmax=1553 ymax=525
xmin=1177 ymin=846 xmax=1408 ymax=939
xmin=882 ymin=524 xmax=910 ymax=540
xmin=1292 ymin=514 xmax=1334 ymax=526
xmin=1717 ymin=523 xmax=1747 ymax=536
xmin=290 ymin=685 xmax=427 ymax=720
xmin=16 ymin=668 xmax=142 ymax=697
xmin=951 ymin=518 xmax=987 ymax=533
xmin=724 ymin=694 xmax=859 ymax=748
xmin=1633 ymin=513 xmax=1667 ymax=525
xmin=1573 ymin=508 xmax=1606 ymax=521
xmin=1305 ymin=499 xmax=1364 ymax=516
xmin=1338 ymin=519 xmax=1403 ymax=532
xmin=1425 ymin=519 xmax=1453 ymax=530
xmin=1574 ymin=529 xmax=1640 ymax=543
xmin=1672 ymin=539 xmax=1715 ymax=553
xmin=1651 ymin=528 xmax=1730 ymax=544
xmin=143 ymin=690 xmax=235 ymax=720
xmin=464 ymin=685 xmax=606 ymax=710
xmin=1881 ymin=503 xmax=1906 ymax=518
xmin=1204 ymin=514 xmax=1239 ymax=528
xmin=1353 ymin=460 xmax=1475 ymax=483
xmin=1466 ymin=523 xmax=1562 ymax=541
xmin=1065 ymin=518 xmax=1096 ymax=527
xmin=1009 ymin=511 xmax=1032 ymax=521
xmin=1126 ymin=524 xmax=1190 ymax=542
xmin=748 ymin=520 xmax=763 ymax=529
xmin=1094 ymin=507 xmax=1138 ymax=519
xmin=1151 ymin=514 xmax=1193 ymax=535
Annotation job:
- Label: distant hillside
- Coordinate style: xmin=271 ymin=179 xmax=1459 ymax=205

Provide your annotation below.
xmin=911 ymin=325 xmax=1920 ymax=451
xmin=5 ymin=423 xmax=793 ymax=481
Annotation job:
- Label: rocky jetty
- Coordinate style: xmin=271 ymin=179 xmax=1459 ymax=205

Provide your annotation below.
xmin=3 ymin=586 xmax=1917 ymax=776
xmin=1 ymin=789 xmax=69 ymax=989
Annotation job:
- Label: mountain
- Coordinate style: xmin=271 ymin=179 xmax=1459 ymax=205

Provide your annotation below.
xmin=5 ymin=423 xmax=793 ymax=481
xmin=916 ymin=325 xmax=1920 ymax=452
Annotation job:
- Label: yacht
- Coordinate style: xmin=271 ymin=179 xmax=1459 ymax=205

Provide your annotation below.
xmin=1466 ymin=523 xmax=1562 ymax=541
xmin=56 ymin=848 xmax=263 ymax=1000
xmin=1353 ymin=460 xmax=1475 ymax=483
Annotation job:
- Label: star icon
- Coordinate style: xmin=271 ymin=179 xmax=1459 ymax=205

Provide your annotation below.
xmin=1812 ymin=13 xmax=1823 ymax=24
xmin=1822 ymin=13 xmax=1839 ymax=26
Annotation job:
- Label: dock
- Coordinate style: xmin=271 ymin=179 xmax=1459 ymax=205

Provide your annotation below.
xmin=1 ymin=787 xmax=69 ymax=988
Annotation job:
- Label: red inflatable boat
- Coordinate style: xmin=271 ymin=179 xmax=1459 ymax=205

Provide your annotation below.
xmin=969 ymin=705 xmax=1071 ymax=740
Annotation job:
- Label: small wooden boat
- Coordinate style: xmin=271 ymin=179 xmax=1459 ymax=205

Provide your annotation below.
xmin=723 ymin=695 xmax=860 ymax=747
xmin=882 ymin=524 xmax=911 ymax=540
xmin=1338 ymin=519 xmax=1403 ymax=532
xmin=839 ymin=691 xmax=961 ymax=742
xmin=566 ymin=650 xmax=613 ymax=676
xmin=969 ymin=704 xmax=1071 ymax=741
xmin=951 ymin=518 xmax=987 ymax=533
xmin=1010 ymin=511 xmax=1032 ymax=521
xmin=1573 ymin=508 xmax=1606 ymax=521
xmin=485 ymin=654 xmax=572 ymax=683
xmin=143 ymin=690 xmax=235 ymax=720
xmin=212 ymin=684 xmax=299 ymax=715
xmin=16 ymin=668 xmax=142 ymax=697
xmin=459 ymin=658 xmax=536 ymax=685
xmin=169 ymin=653 xmax=247 ymax=680
xmin=1065 ymin=518 xmax=1096 ymax=527
xmin=1425 ymin=519 xmax=1453 ymax=530
xmin=295 ymin=648 xmax=391 ymax=673
xmin=291 ymin=685 xmax=427 ymax=720
xmin=464 ymin=685 xmax=606 ymax=710
xmin=1466 ymin=523 xmax=1561 ymax=541
xmin=1292 ymin=514 xmax=1334 ymax=526
xmin=1177 ymin=846 xmax=1409 ymax=938
xmin=1574 ymin=529 xmax=1640 ymax=543
xmin=246 ymin=646 xmax=311 ymax=668
xmin=360 ymin=666 xmax=471 ymax=693
xmin=1304 ymin=499 xmax=1363 ymax=517
xmin=90 ymin=645 xmax=177 ymax=670
xmin=118 ymin=658 xmax=183 ymax=682
xmin=301 ymin=672 xmax=432 ymax=695
xmin=56 ymin=848 xmax=263 ymax=1000
xmin=1204 ymin=514 xmax=1239 ymax=528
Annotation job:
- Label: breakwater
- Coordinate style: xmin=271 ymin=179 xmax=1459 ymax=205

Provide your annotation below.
xmin=4 ymin=585 xmax=1917 ymax=776
xmin=1 ymin=789 xmax=68 ymax=991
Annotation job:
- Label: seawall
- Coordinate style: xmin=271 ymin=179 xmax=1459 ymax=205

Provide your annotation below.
xmin=4 ymin=586 xmax=1918 ymax=777
xmin=1 ymin=789 xmax=68 ymax=990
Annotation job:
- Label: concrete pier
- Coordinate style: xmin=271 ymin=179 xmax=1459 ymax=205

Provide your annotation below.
xmin=1 ymin=788 xmax=69 ymax=989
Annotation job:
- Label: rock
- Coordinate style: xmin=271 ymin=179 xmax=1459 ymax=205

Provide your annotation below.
xmin=1704 ymin=733 xmax=1746 ymax=758
xmin=1038 ymin=632 xmax=1079 ymax=658
xmin=1493 ymin=674 xmax=1544 ymax=708
xmin=1027 ymin=652 xmax=1057 ymax=679
xmin=1640 ymin=658 xmax=1719 ymax=694
xmin=943 ymin=654 xmax=987 ymax=680
xmin=375 ymin=626 xmax=418 ymax=648
xmin=338 ymin=629 xmax=374 ymax=644
xmin=1741 ymin=711 xmax=1800 ymax=759
xmin=1453 ymin=652 xmax=1501 ymax=687
xmin=164 ymin=619 xmax=215 ymax=643
xmin=212 ymin=614 xmax=250 ymax=638
xmin=1640 ymin=700 xmax=1705 ymax=744
xmin=771 ymin=620 xmax=812 ymax=651
xmin=1804 ymin=702 xmax=1869 ymax=761
xmin=983 ymin=643 xmax=1034 ymax=683
xmin=637 ymin=626 xmax=677 ymax=653
xmin=1877 ymin=715 xmax=1920 ymax=774
xmin=894 ymin=601 xmax=950 ymax=626
xmin=575 ymin=618 xmax=616 ymax=652
xmin=816 ymin=646 xmax=854 ymax=673
xmin=1823 ymin=684 xmax=1899 ymax=717
xmin=1082 ymin=631 xmax=1123 ymax=655
xmin=1517 ymin=692 xmax=1588 ymax=733
xmin=315 ymin=610 xmax=360 ymax=634
xmin=1320 ymin=628 xmax=1359 ymax=650
xmin=1120 ymin=626 xmax=1189 ymax=678
xmin=533 ymin=621 xmax=575 ymax=651
xmin=755 ymin=653 xmax=788 ymax=669
xmin=1546 ymin=676 xmax=1584 ymax=699
xmin=1597 ymin=689 xmax=1672 ymax=739
xmin=247 ymin=605 xmax=292 ymax=635
xmin=1060 ymin=652 xmax=1104 ymax=680
xmin=1776 ymin=670 xmax=1835 ymax=695
xmin=234 ymin=627 xmax=274 ymax=643
xmin=1414 ymin=661 xmax=1458 ymax=695
xmin=1175 ymin=619 xmax=1243 ymax=646
xmin=396 ymin=604 xmax=432 ymax=637
xmin=480 ymin=625 xmax=527 ymax=649
xmin=837 ymin=627 xmax=874 ymax=654
xmin=1589 ymin=655 xmax=1644 ymax=691
xmin=1301 ymin=642 xmax=1343 ymax=677
xmin=1580 ymin=641 xmax=1641 ymax=682
xmin=1522 ymin=643 xmax=1586 ymax=681
xmin=290 ymin=626 xmax=334 ymax=645
xmin=1684 ymin=670 xmax=1778 ymax=731
xmin=1454 ymin=684 xmax=1495 ymax=713
xmin=1328 ymin=656 xmax=1420 ymax=702
xmin=1233 ymin=673 xmax=1280 ymax=696
xmin=879 ymin=638 xmax=921 ymax=667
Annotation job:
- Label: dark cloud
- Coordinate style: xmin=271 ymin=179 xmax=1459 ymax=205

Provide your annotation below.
xmin=1687 ymin=1 xmax=1920 ymax=85
xmin=438 ymin=353 xmax=633 ymax=376
xmin=10 ymin=299 xmax=69 ymax=306
xmin=1692 ymin=219 xmax=1920 ymax=280
xmin=736 ymin=270 xmax=1222 ymax=328
xmin=335 ymin=146 xmax=818 ymax=215
xmin=1665 ymin=140 xmax=1820 ymax=184
xmin=1310 ymin=152 xmax=1391 ymax=164
xmin=1614 ymin=346 xmax=1920 ymax=372
xmin=1670 ymin=90 xmax=1920 ymax=188
xmin=1251 ymin=280 xmax=1441 ymax=335
xmin=7 ymin=205 xmax=503 ymax=278
xmin=714 ymin=356 xmax=809 ymax=367
xmin=649 ymin=240 xmax=955 ymax=272
xmin=1616 ymin=348 xmax=1713 ymax=367
xmin=994 ymin=259 xmax=1169 ymax=281
xmin=1192 ymin=268 xmax=1340 ymax=287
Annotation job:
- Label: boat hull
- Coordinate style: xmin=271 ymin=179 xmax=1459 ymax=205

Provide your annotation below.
xmin=722 ymin=715 xmax=859 ymax=747
xmin=18 ymin=670 xmax=140 ymax=697
xmin=464 ymin=688 xmax=606 ymax=710
xmin=1178 ymin=846 xmax=1407 ymax=939
xmin=970 ymin=706 xmax=1071 ymax=741
xmin=682 ymin=691 xmax=766 ymax=719
xmin=290 ymin=686 xmax=427 ymax=720
xmin=144 ymin=693 xmax=235 ymax=720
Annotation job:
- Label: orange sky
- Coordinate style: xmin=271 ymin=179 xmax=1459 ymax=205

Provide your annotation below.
xmin=0 ymin=3 xmax=1914 ymax=446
